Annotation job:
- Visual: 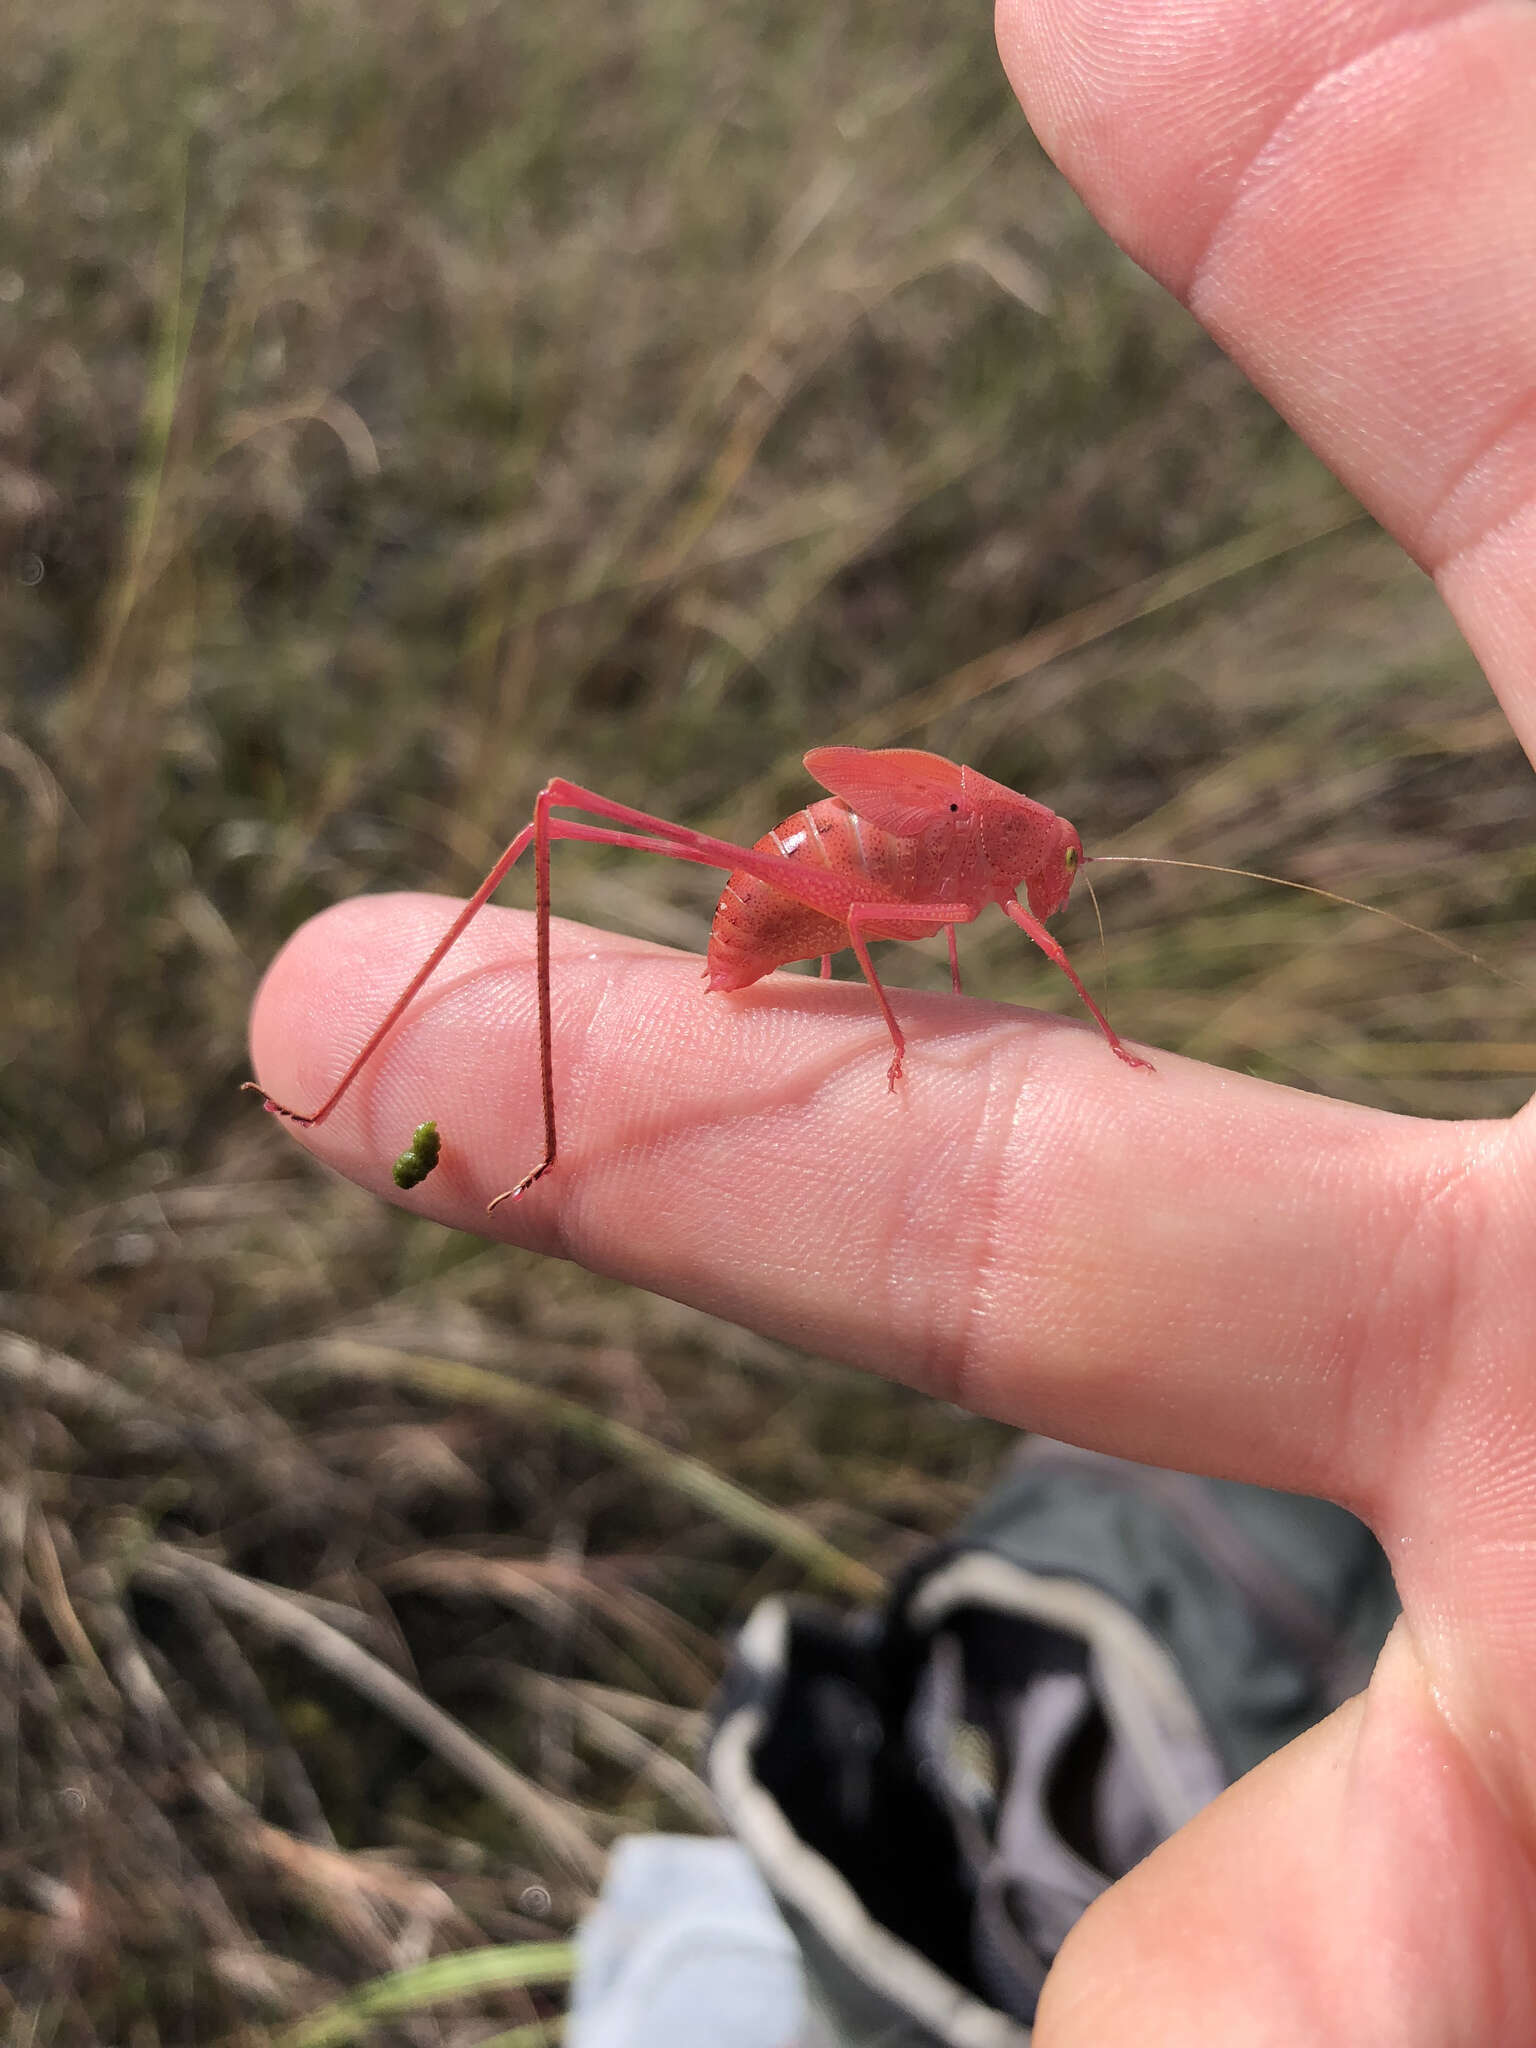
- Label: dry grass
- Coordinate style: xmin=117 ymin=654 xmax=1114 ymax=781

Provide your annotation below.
xmin=3 ymin=0 xmax=1533 ymax=2039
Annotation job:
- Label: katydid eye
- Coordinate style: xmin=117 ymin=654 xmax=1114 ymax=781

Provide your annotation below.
xmin=1064 ymin=847 xmax=1079 ymax=871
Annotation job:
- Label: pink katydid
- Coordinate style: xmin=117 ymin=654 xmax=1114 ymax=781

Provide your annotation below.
xmin=246 ymin=745 xmax=1150 ymax=1206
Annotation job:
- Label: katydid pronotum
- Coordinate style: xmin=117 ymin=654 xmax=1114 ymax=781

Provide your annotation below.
xmin=247 ymin=743 xmax=1489 ymax=1207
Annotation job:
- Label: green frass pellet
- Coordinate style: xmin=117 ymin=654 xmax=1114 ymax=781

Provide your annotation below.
xmin=392 ymin=1120 xmax=442 ymax=1190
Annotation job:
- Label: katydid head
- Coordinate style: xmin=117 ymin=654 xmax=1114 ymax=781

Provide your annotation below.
xmin=1021 ymin=816 xmax=1083 ymax=921
xmin=943 ymin=761 xmax=1082 ymax=916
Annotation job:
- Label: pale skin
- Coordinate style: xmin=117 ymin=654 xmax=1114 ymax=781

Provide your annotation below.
xmin=249 ymin=0 xmax=1536 ymax=2037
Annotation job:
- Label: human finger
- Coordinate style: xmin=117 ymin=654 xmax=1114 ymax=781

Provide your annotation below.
xmin=1034 ymin=1623 xmax=1536 ymax=2045
xmin=995 ymin=0 xmax=1536 ymax=753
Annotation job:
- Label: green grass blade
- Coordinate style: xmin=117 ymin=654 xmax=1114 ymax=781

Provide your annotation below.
xmin=277 ymin=1943 xmax=576 ymax=2048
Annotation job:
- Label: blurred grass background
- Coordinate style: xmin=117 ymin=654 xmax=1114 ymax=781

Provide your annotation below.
xmin=2 ymin=0 xmax=1533 ymax=2039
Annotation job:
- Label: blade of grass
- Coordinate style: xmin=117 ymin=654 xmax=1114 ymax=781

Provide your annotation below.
xmin=275 ymin=1944 xmax=576 ymax=2048
xmin=470 ymin=2021 xmax=566 ymax=2048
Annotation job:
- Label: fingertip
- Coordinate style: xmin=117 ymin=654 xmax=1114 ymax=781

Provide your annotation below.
xmin=246 ymin=894 xmax=470 ymax=1208
xmin=247 ymin=895 xmax=396 ymax=1106
xmin=243 ymin=891 xmax=680 ymax=1234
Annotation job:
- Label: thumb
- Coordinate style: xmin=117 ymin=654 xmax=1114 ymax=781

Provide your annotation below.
xmin=1035 ymin=1625 xmax=1536 ymax=2045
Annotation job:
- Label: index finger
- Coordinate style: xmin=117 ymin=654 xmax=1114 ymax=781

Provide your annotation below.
xmin=249 ymin=891 xmax=1478 ymax=1509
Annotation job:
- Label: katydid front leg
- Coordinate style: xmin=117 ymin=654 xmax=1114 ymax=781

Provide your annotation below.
xmin=1002 ymin=899 xmax=1151 ymax=1071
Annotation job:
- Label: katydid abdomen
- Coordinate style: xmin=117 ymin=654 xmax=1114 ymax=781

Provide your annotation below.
xmin=706 ymin=796 xmax=950 ymax=991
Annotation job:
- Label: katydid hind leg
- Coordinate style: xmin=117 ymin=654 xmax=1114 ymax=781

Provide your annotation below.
xmin=249 ymin=780 xmax=754 ymax=1139
xmin=245 ymin=814 xmax=539 ymax=1132
xmin=537 ymin=784 xmax=908 ymax=932
xmin=490 ymin=782 xmax=559 ymax=1210
xmin=250 ymin=786 xmax=772 ymax=1194
xmin=483 ymin=806 xmax=921 ymax=1202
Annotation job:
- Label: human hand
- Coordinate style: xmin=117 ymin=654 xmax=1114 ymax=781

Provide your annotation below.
xmin=250 ymin=0 xmax=1536 ymax=2036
